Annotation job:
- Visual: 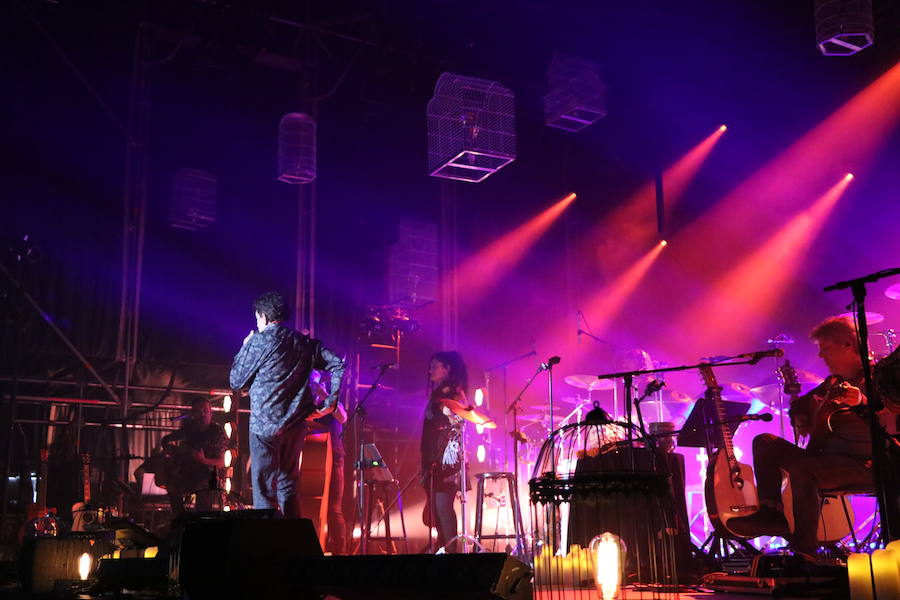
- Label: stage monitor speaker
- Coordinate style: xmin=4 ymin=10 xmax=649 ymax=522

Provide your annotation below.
xmin=291 ymin=553 xmax=532 ymax=600
xmin=172 ymin=516 xmax=322 ymax=599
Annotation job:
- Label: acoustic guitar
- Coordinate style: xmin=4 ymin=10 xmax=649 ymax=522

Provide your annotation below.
xmin=700 ymin=364 xmax=760 ymax=538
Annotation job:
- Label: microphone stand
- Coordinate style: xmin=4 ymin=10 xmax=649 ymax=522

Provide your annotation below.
xmin=344 ymin=364 xmax=390 ymax=555
xmin=486 ymin=349 xmax=536 ymax=473
xmin=506 ymin=361 xmax=547 ymax=493
xmin=825 ymin=267 xmax=900 ymax=544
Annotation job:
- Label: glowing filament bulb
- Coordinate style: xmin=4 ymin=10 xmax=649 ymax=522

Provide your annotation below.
xmin=78 ymin=552 xmax=92 ymax=581
xmin=476 ymin=444 xmax=486 ymax=462
xmin=224 ymin=449 xmax=233 ymax=468
xmin=591 ymin=532 xmax=624 ymax=600
xmin=224 ymin=478 xmax=232 ymax=493
xmin=474 ymin=388 xmax=485 ymax=407
xmin=222 ymin=395 xmax=232 ymax=413
xmin=476 ymin=424 xmax=485 ymax=435
xmin=224 ymin=422 xmax=233 ymax=438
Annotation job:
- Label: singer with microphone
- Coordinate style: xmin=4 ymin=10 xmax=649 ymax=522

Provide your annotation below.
xmin=229 ymin=291 xmax=345 ymax=519
xmin=728 ymin=316 xmax=875 ymax=561
xmin=138 ymin=397 xmax=228 ymax=516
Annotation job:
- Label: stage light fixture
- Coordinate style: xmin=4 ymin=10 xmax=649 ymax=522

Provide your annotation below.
xmin=543 ymin=53 xmax=606 ymax=132
xmin=426 ymin=72 xmax=516 ymax=182
xmin=474 ymin=388 xmax=485 ymax=407
xmin=718 ymin=125 xmax=727 ymax=132
xmin=278 ymin=112 xmax=316 ymax=184
xmin=815 ymin=0 xmax=873 ymax=56
xmin=845 ymin=172 xmax=855 ymax=180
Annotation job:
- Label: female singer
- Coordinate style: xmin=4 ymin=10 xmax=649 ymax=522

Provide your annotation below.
xmin=420 ymin=351 xmax=468 ymax=553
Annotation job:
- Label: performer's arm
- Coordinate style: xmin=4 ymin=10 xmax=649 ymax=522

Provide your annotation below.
xmin=229 ymin=333 xmax=269 ymax=390
xmin=314 ymin=344 xmax=346 ymax=412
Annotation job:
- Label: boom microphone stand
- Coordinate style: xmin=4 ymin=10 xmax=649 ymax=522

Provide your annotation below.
xmin=507 ymin=356 xmax=559 ymax=486
xmin=825 ymin=267 xmax=900 ymax=543
xmin=485 ymin=348 xmax=536 ymax=473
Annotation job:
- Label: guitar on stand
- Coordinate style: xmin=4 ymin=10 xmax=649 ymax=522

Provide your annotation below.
xmin=20 ymin=449 xmax=59 ymax=540
xmin=699 ymin=364 xmax=761 ymax=556
xmin=779 ymin=361 xmax=853 ymax=543
xmin=71 ymin=453 xmax=108 ymax=531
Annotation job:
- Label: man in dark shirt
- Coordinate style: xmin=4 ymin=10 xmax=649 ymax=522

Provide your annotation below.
xmin=158 ymin=397 xmax=227 ymax=516
xmin=728 ymin=316 xmax=873 ymax=557
xmin=229 ymin=292 xmax=345 ymax=518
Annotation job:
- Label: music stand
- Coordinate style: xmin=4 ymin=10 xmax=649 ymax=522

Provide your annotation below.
xmin=678 ymin=397 xmax=750 ymax=449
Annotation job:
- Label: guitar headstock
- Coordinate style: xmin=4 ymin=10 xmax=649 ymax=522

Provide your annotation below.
xmin=779 ymin=360 xmax=801 ymax=396
xmin=698 ymin=363 xmax=721 ymax=391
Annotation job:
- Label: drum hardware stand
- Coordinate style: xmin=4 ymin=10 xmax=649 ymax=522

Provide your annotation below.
xmin=825 ymin=267 xmax=900 ymax=543
xmin=766 ymin=333 xmax=794 ymax=441
xmin=343 ymin=362 xmax=390 ymax=555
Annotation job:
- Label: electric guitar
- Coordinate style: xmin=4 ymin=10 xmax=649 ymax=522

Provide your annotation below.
xmin=780 ymin=361 xmax=854 ymax=542
xmin=700 ymin=364 xmax=760 ymax=538
xmin=71 ymin=453 xmax=103 ymax=531
xmin=20 ymin=448 xmax=59 ymax=539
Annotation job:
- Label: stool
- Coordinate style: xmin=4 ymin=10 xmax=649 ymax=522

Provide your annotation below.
xmin=819 ymin=486 xmax=878 ymax=550
xmin=473 ymin=472 xmax=526 ymax=557
xmin=362 ymin=479 xmax=408 ymax=554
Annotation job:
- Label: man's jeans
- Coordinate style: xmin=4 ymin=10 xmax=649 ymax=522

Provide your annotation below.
xmin=250 ymin=422 xmax=308 ymax=518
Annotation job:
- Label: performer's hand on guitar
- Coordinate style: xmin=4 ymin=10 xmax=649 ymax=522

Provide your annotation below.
xmin=242 ymin=330 xmax=255 ymax=345
xmin=832 ymin=381 xmax=865 ymax=406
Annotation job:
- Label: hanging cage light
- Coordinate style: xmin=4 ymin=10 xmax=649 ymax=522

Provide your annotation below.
xmin=426 ymin=72 xmax=516 ymax=183
xmin=814 ymin=0 xmax=874 ymax=56
xmin=278 ymin=112 xmax=317 ymax=184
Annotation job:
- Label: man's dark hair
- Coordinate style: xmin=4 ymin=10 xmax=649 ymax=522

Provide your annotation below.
xmin=254 ymin=292 xmax=289 ymax=323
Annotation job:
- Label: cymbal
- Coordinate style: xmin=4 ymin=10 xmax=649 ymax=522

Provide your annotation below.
xmin=649 ymin=389 xmax=692 ymax=403
xmin=724 ymin=382 xmax=753 ymax=397
xmin=751 ymin=370 xmax=824 ymax=407
xmin=565 ymin=374 xmax=615 ymax=391
xmin=886 ymin=282 xmax=900 ymax=300
xmin=439 ymin=398 xmax=497 ymax=429
xmin=837 ymin=311 xmax=885 ymax=325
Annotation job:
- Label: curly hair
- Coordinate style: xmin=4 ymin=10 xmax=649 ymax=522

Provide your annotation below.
xmin=253 ymin=291 xmax=289 ymax=323
xmin=430 ymin=350 xmax=468 ymax=394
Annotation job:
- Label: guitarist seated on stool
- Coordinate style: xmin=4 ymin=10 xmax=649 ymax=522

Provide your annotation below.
xmin=729 ymin=316 xmax=882 ymax=558
xmin=147 ymin=397 xmax=227 ymax=516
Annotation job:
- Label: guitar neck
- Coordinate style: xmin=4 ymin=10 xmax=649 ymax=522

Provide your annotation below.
xmin=80 ymin=453 xmax=91 ymax=505
xmin=701 ymin=366 xmax=737 ymax=462
xmin=37 ymin=449 xmax=49 ymax=508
